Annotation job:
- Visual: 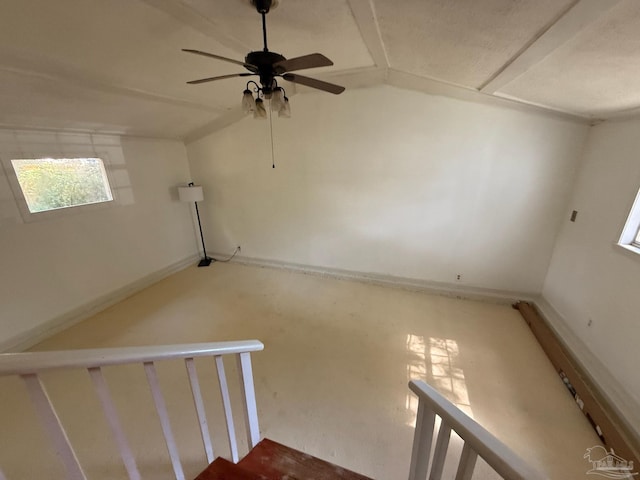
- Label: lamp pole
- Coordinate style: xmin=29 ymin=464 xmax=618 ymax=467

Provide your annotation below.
xmin=188 ymin=182 xmax=213 ymax=267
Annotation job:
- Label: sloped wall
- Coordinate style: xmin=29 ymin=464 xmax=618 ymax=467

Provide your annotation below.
xmin=186 ymin=85 xmax=588 ymax=295
xmin=0 ymin=131 xmax=196 ymax=350
xmin=542 ymin=117 xmax=640 ymax=432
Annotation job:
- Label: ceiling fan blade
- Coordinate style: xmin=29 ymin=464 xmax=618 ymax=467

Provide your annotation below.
xmin=273 ymin=53 xmax=333 ymax=74
xmin=187 ymin=73 xmax=254 ymax=85
xmin=182 ymin=49 xmax=258 ymax=72
xmin=282 ymin=73 xmax=345 ymax=95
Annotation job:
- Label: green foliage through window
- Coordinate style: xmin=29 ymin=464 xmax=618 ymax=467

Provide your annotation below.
xmin=11 ymin=158 xmax=113 ymax=213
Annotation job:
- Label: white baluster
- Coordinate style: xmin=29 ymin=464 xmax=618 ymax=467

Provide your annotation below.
xmin=215 ymin=355 xmax=239 ymax=463
xmin=236 ymin=352 xmax=260 ymax=449
xmin=429 ymin=422 xmax=451 ymax=480
xmin=21 ymin=373 xmax=87 ymax=480
xmin=143 ymin=362 xmax=184 ymax=480
xmin=408 ymin=399 xmax=436 ymax=480
xmin=454 ymin=443 xmax=478 ymax=480
xmin=184 ymin=358 xmax=214 ymax=463
xmin=88 ymin=367 xmax=141 ymax=480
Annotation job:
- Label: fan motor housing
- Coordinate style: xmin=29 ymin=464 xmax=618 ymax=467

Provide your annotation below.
xmin=246 ymin=51 xmax=285 ymax=68
xmin=246 ymin=50 xmax=286 ymax=87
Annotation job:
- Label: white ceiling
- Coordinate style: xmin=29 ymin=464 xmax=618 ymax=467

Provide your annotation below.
xmin=1 ymin=0 xmax=639 ymax=139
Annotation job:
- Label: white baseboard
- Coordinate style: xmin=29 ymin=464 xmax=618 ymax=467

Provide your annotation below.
xmin=0 ymin=254 xmax=199 ymax=353
xmin=535 ymin=296 xmax=640 ymax=439
xmin=220 ymin=253 xmax=538 ymax=305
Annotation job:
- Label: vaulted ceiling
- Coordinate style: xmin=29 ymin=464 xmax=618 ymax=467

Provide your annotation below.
xmin=1 ymin=0 xmax=639 ymax=139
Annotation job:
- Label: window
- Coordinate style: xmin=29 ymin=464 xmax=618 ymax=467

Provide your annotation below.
xmin=10 ymin=157 xmax=113 ymax=213
xmin=619 ymin=186 xmax=640 ymax=254
xmin=0 ymin=132 xmax=131 ymax=225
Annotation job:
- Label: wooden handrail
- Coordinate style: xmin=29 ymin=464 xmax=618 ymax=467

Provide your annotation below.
xmin=408 ymin=380 xmax=548 ymax=480
xmin=0 ymin=340 xmax=264 ymax=375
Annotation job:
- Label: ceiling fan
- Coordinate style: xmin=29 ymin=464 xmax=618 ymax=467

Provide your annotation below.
xmin=183 ymin=0 xmax=345 ymax=98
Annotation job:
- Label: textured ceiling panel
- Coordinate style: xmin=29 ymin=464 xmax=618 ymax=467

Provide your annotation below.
xmin=182 ymin=0 xmax=374 ymax=72
xmin=0 ymin=70 xmax=217 ymax=138
xmin=0 ymin=0 xmax=248 ymax=109
xmin=374 ymin=0 xmax=576 ymax=88
xmin=498 ymin=0 xmax=640 ymax=117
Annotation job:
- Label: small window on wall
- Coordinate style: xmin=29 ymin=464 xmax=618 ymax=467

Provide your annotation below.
xmin=10 ymin=157 xmax=113 ymax=213
xmin=619 ymin=186 xmax=640 ymax=254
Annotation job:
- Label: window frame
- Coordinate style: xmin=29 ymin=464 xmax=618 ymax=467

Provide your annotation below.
xmin=1 ymin=150 xmax=119 ymax=223
xmin=618 ymin=186 xmax=640 ymax=256
xmin=633 ymin=225 xmax=640 ymax=248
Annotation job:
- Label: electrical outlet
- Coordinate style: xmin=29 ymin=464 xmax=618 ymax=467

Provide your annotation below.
xmin=456 ymin=274 xmax=462 ymax=281
xmin=570 ymin=210 xmax=578 ymax=222
xmin=587 ymin=319 xmax=593 ymax=327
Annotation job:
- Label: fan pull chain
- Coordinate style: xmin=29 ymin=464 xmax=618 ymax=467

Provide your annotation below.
xmin=268 ymin=99 xmax=275 ymax=168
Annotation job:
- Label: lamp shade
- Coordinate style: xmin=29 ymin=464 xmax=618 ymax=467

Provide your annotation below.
xmin=178 ymin=185 xmax=204 ymax=202
xmin=278 ymin=96 xmax=291 ymax=118
xmin=254 ymin=98 xmax=267 ymax=119
xmin=242 ymin=89 xmax=256 ymax=113
xmin=270 ymin=87 xmax=284 ymax=111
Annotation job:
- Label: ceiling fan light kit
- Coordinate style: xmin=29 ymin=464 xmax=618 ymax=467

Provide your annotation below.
xmin=183 ymin=0 xmax=344 ymax=119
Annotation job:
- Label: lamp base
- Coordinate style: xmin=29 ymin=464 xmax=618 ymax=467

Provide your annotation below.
xmin=198 ymin=257 xmax=214 ymax=267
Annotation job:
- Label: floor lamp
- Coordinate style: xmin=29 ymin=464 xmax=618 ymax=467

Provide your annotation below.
xmin=178 ymin=182 xmax=213 ymax=267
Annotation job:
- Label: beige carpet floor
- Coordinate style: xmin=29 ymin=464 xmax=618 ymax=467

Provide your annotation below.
xmin=0 ymin=262 xmax=601 ymax=479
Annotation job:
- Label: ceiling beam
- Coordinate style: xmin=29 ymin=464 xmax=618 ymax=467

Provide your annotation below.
xmin=347 ymin=0 xmax=389 ymax=68
xmin=138 ymin=0 xmax=251 ymax=54
xmin=387 ymin=69 xmax=590 ymax=124
xmin=0 ymin=123 xmax=183 ymax=140
xmin=480 ymin=0 xmax=624 ymax=94
xmin=308 ymin=66 xmax=386 ymax=90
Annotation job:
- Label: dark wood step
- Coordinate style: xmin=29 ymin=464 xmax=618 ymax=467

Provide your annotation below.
xmin=194 ymin=457 xmax=269 ymax=480
xmin=239 ymin=438 xmax=373 ymax=480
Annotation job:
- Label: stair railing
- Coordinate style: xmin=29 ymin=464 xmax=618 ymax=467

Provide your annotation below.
xmin=0 ymin=340 xmax=264 ymax=480
xmin=408 ymin=379 xmax=548 ymax=480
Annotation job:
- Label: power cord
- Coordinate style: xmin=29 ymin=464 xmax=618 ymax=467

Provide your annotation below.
xmin=213 ymin=246 xmax=241 ymax=263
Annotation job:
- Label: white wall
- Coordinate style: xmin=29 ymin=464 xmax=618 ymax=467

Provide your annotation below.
xmin=186 ymin=85 xmax=588 ymax=294
xmin=0 ymin=132 xmax=197 ymax=349
xmin=542 ymin=117 xmax=640 ymax=429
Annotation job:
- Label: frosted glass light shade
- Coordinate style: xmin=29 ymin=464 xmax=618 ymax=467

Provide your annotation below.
xmin=242 ymin=90 xmax=256 ymax=114
xmin=178 ymin=185 xmax=204 ymax=202
xmin=278 ymin=96 xmax=291 ymax=118
xmin=254 ymin=98 xmax=267 ymax=119
xmin=270 ymin=88 xmax=284 ymax=111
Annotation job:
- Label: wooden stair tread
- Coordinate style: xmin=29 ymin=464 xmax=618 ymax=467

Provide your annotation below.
xmin=194 ymin=457 xmax=268 ymax=480
xmin=239 ymin=438 xmax=373 ymax=480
